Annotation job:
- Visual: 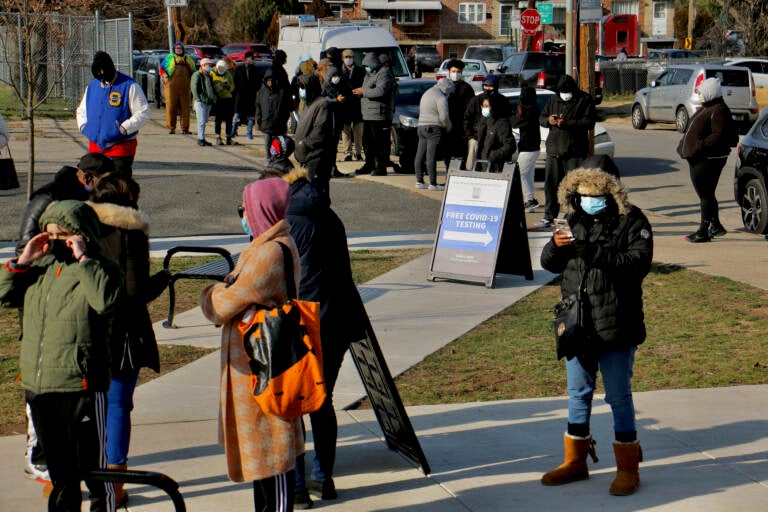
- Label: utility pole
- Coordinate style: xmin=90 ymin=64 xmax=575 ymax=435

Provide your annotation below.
xmin=687 ymin=0 xmax=695 ymax=49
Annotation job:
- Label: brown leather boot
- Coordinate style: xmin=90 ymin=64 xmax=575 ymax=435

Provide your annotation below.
xmin=541 ymin=433 xmax=599 ymax=486
xmin=108 ymin=464 xmax=129 ymax=507
xmin=609 ymin=441 xmax=643 ymax=496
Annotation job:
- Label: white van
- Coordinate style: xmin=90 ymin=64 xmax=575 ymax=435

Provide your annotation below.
xmin=278 ymin=15 xmax=411 ymax=81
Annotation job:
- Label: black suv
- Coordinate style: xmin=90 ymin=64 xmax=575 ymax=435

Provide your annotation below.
xmin=409 ymin=45 xmax=442 ymax=72
xmin=496 ymin=51 xmax=603 ymax=105
xmin=734 ymin=107 xmax=768 ymax=233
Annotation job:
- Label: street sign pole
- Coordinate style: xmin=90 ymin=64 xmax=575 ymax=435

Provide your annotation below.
xmin=167 ymin=6 xmax=174 ymax=51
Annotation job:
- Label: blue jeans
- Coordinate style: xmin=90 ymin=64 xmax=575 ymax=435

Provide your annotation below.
xmin=106 ymin=369 xmax=140 ymax=465
xmin=415 ymin=125 xmax=443 ymax=186
xmin=194 ymin=101 xmax=210 ymax=141
xmin=566 ymin=347 xmax=636 ymax=434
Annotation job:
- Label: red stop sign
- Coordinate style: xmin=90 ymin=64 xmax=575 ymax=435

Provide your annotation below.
xmin=520 ymin=9 xmax=541 ymax=33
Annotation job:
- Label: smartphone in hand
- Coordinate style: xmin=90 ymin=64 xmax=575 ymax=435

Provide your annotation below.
xmin=554 ymin=218 xmax=574 ymax=240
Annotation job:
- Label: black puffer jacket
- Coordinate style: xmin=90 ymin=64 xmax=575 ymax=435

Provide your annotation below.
xmin=255 ymin=69 xmax=293 ymax=135
xmin=539 ymin=75 xmax=597 ymax=159
xmin=283 ymin=169 xmax=367 ymax=353
xmin=540 ymin=169 xmax=653 ymax=351
xmin=477 ymin=115 xmax=516 ymax=172
xmin=16 ymin=166 xmax=88 ymax=255
xmin=294 ymin=75 xmax=335 ymax=165
xmin=677 ymin=96 xmax=737 ymax=160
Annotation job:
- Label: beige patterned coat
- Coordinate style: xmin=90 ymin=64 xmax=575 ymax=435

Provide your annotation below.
xmin=200 ymin=220 xmax=304 ymax=482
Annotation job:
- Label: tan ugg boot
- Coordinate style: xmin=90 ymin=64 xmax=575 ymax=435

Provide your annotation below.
xmin=609 ymin=441 xmax=643 ymax=496
xmin=541 ymin=433 xmax=599 ymax=486
xmin=108 ymin=464 xmax=129 ymax=507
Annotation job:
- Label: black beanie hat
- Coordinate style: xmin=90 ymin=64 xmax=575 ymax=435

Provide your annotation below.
xmin=91 ymin=51 xmax=116 ymax=81
xmin=78 ymin=152 xmax=116 ymax=176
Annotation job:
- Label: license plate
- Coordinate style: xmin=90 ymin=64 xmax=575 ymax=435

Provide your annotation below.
xmin=733 ymin=113 xmax=746 ymax=120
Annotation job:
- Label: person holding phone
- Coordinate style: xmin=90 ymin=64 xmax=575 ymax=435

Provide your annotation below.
xmin=540 ymin=157 xmax=653 ymax=496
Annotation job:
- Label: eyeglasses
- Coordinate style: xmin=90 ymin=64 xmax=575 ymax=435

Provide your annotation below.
xmin=237 ymin=205 xmax=245 ymax=218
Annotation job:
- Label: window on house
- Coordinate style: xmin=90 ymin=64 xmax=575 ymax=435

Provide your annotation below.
xmin=448 ymin=45 xmax=459 ymax=58
xmin=459 ymin=3 xmax=485 ymax=24
xmin=397 ymin=9 xmax=424 ymax=25
xmin=500 ymin=5 xmax=515 ymax=36
xmin=611 ymin=1 xmax=639 ymax=15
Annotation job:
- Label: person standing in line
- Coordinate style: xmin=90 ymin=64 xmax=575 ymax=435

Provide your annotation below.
xmin=340 ymin=49 xmax=365 ymax=162
xmin=210 ymin=59 xmax=236 ymax=145
xmin=320 ymin=65 xmax=350 ymax=178
xmin=511 ymin=86 xmax=542 ymax=211
xmin=255 ymin=68 xmax=293 ymax=161
xmin=616 ymin=47 xmax=629 ymax=61
xmin=271 ymin=50 xmax=290 ymax=94
xmin=464 ymin=74 xmax=509 ymax=171
xmin=540 ymin=161 xmax=652 ymax=497
xmin=414 ymin=77 xmax=454 ymax=191
xmin=200 ymin=178 xmax=303 ymax=512
xmin=293 ymin=72 xmax=337 ymax=195
xmin=443 ymin=59 xmax=476 ymax=170
xmin=475 ymin=93 xmax=516 ymax=173
xmin=76 ymin=51 xmax=151 ymax=176
xmin=676 ymin=77 xmax=738 ymax=243
xmin=160 ymin=41 xmax=196 ymax=135
xmin=352 ymin=52 xmax=395 ymax=176
xmin=1 ymin=200 xmax=123 ymax=512
xmin=533 ymin=74 xmax=597 ymax=229
xmin=191 ymin=58 xmax=217 ymax=147
xmin=232 ymin=51 xmax=263 ymax=140
xmin=87 ymin=173 xmax=168 ymax=507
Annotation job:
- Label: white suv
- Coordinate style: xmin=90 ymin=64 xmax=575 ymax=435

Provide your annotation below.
xmin=631 ymin=64 xmax=759 ymax=132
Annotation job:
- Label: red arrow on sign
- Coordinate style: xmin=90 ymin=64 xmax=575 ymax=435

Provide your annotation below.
xmin=520 ymin=8 xmax=541 ymax=35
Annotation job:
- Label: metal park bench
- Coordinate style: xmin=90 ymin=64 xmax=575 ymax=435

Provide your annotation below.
xmin=48 ymin=469 xmax=186 ymax=511
xmin=162 ymin=246 xmax=238 ymax=328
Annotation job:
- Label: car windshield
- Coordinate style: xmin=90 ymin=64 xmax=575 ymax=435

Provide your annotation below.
xmin=336 ymin=47 xmax=410 ymax=77
xmin=466 ymin=47 xmax=503 ymax=61
xmin=397 ymin=81 xmax=434 ymax=105
xmin=463 ymin=62 xmax=482 ymax=72
xmin=525 ymin=54 xmax=564 ymax=72
xmin=705 ymin=69 xmax=750 ymax=87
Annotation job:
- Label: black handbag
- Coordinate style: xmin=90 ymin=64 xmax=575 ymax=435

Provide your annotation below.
xmin=553 ymin=271 xmax=591 ymax=360
xmin=0 ymin=146 xmax=19 ymax=190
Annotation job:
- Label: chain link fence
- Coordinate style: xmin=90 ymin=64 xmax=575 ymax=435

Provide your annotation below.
xmin=600 ymin=57 xmax=726 ymax=96
xmin=0 ymin=12 xmax=132 ymax=117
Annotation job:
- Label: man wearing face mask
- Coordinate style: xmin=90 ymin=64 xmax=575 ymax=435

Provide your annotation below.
xmin=540 ymin=158 xmax=652 ymax=497
xmin=442 ymin=59 xmax=475 ymax=170
xmin=76 ymin=51 xmax=150 ymax=176
xmin=340 ymin=50 xmax=365 ymax=162
xmin=160 ymin=42 xmax=196 ymax=135
xmin=294 ymin=72 xmax=337 ymax=194
xmin=352 ymin=52 xmax=395 ymax=176
xmin=255 ymin=68 xmax=293 ymax=161
xmin=415 ymin=77 xmax=454 ymax=190
xmin=533 ymin=75 xmax=597 ymax=229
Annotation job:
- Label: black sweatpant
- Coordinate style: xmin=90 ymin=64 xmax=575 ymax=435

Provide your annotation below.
xmin=544 ymin=155 xmax=584 ymax=221
xmin=689 ymin=155 xmax=728 ymax=227
xmin=28 ymin=389 xmax=114 ymax=512
xmin=363 ymin=119 xmax=391 ymax=173
xmin=253 ymin=470 xmax=295 ymax=512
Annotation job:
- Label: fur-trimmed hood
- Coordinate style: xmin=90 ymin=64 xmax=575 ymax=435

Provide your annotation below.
xmin=558 ymin=168 xmax=630 ymax=215
xmin=282 ymin=166 xmax=309 ymax=184
xmin=86 ymin=201 xmax=150 ymax=235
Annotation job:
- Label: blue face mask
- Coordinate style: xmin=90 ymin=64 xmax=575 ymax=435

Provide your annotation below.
xmin=241 ymin=216 xmax=252 ymax=236
xmin=365 ymin=66 xmax=373 ymax=74
xmin=580 ymin=196 xmax=607 ymax=215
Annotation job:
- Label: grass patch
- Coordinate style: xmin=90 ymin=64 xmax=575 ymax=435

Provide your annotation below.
xmin=394 ymin=263 xmax=768 ymax=406
xmin=0 ymin=248 xmax=429 ymax=436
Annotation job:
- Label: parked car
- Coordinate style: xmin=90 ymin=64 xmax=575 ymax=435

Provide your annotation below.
xmin=645 ymin=49 xmax=703 ymax=79
xmin=631 ymin=64 xmax=759 ymax=133
xmin=185 ymin=44 xmax=224 ymax=60
xmin=498 ymin=88 xmax=615 ymax=169
xmin=723 ymin=58 xmax=768 ymax=88
xmin=496 ymin=51 xmax=603 ymax=105
xmin=133 ymin=52 xmax=200 ymax=109
xmin=409 ymin=45 xmax=442 ymax=72
xmin=222 ymin=43 xmax=273 ymax=63
xmin=733 ymin=107 xmax=768 ymax=233
xmin=434 ymin=58 xmax=490 ymax=93
xmin=463 ymin=45 xmax=514 ymax=72
xmin=391 ymin=78 xmax=437 ymax=173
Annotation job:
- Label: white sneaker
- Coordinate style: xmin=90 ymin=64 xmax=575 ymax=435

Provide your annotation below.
xmin=24 ymin=462 xmax=50 ymax=481
xmin=415 ymin=182 xmax=427 ymax=189
xmin=428 ymin=184 xmax=445 ymax=191
xmin=531 ymin=218 xmax=553 ymax=229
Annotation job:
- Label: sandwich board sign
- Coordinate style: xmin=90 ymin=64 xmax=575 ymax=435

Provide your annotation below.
xmin=428 ymin=164 xmax=533 ymax=287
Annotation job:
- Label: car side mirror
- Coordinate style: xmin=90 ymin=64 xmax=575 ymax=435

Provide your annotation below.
xmin=497 ymin=65 xmax=506 ymax=73
xmin=651 ymin=80 xmax=658 ymax=87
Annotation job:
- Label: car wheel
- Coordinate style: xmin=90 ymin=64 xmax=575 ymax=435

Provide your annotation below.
xmin=631 ymin=104 xmax=647 ymax=130
xmin=391 ymin=128 xmax=400 ymax=156
xmin=155 ymin=83 xmax=163 ymax=109
xmin=675 ymin=107 xmax=689 ymax=133
xmin=741 ymin=178 xmax=768 ymax=234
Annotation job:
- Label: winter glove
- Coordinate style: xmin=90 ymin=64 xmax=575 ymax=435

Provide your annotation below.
xmin=572 ymin=239 xmax=596 ymax=262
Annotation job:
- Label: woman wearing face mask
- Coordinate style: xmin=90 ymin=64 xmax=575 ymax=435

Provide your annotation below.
xmin=475 ymin=93 xmax=516 ymax=173
xmin=540 ymin=159 xmax=653 ymax=497
xmin=210 ymin=59 xmax=236 ymax=145
xmin=200 ymin=178 xmax=303 ymax=512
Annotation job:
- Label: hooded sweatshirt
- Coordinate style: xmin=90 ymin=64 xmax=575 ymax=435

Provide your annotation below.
xmin=417 ymin=78 xmax=454 ymax=130
xmin=1 ymin=200 xmax=123 ymax=394
xmin=360 ymin=52 xmax=395 ymax=121
xmin=677 ymin=77 xmax=738 ymax=160
xmin=256 ymin=68 xmax=292 ymax=135
xmin=539 ymin=75 xmax=597 ymax=158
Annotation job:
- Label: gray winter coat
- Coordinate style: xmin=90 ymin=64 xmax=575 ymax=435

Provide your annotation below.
xmin=360 ymin=53 xmax=394 ymax=122
xmin=417 ymin=78 xmax=454 ymax=130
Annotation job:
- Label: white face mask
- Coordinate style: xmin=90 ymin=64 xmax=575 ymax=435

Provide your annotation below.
xmin=331 ymin=76 xmax=341 ymax=85
xmin=449 ymin=71 xmax=462 ymax=82
xmin=481 ymin=107 xmax=491 ymax=118
xmin=299 ymin=88 xmax=307 ymax=99
xmin=559 ymin=92 xmax=573 ymax=101
xmin=344 ymin=57 xmax=354 ymax=66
